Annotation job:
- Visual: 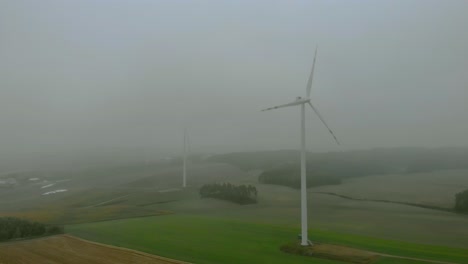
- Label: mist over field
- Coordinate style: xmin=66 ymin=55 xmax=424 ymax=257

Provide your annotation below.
xmin=1 ymin=0 xmax=468 ymax=171
xmin=1 ymin=1 xmax=468 ymax=264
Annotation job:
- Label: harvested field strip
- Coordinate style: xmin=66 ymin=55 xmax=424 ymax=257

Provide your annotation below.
xmin=0 ymin=234 xmax=189 ymax=264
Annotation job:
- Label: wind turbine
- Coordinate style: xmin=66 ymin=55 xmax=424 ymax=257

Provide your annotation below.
xmin=182 ymin=128 xmax=189 ymax=188
xmin=262 ymin=48 xmax=340 ymax=246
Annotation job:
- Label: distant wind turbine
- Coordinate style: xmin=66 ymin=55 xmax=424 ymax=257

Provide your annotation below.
xmin=262 ymin=48 xmax=340 ymax=246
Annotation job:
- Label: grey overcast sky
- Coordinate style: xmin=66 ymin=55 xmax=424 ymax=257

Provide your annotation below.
xmin=1 ymin=0 xmax=467 ymax=159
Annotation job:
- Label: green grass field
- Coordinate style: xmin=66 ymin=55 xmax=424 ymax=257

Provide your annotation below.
xmin=67 ymin=214 xmax=468 ymax=264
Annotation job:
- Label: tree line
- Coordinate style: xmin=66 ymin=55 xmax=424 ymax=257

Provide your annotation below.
xmin=258 ymin=166 xmax=341 ymax=189
xmin=455 ymin=189 xmax=468 ymax=213
xmin=208 ymin=148 xmax=468 ymax=175
xmin=0 ymin=217 xmax=64 ymax=242
xmin=200 ymin=183 xmax=258 ymax=204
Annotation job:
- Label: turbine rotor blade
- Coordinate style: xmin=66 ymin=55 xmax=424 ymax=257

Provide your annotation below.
xmin=307 ymin=102 xmax=340 ymax=145
xmin=306 ymin=47 xmax=318 ymax=98
xmin=261 ymin=100 xmax=303 ymax=111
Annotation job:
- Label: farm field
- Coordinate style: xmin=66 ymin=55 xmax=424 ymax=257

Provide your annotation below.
xmin=312 ymin=169 xmax=468 ymax=209
xmin=3 ymin=161 xmax=468 ymax=263
xmin=67 ymin=214 xmax=468 ymax=264
xmin=3 ymin=164 xmax=468 ymax=248
xmin=0 ymin=234 xmax=188 ymax=264
xmin=149 ymin=184 xmax=468 ymax=248
xmin=0 ymin=162 xmax=248 ymax=224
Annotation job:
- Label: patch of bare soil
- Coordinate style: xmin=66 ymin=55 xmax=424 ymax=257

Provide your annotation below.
xmin=281 ymin=242 xmax=379 ymax=264
xmin=0 ymin=235 xmax=189 ymax=264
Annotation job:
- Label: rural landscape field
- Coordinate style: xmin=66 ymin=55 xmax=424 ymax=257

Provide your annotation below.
xmin=1 ymin=148 xmax=468 ymax=263
xmin=1 ymin=1 xmax=468 ymax=263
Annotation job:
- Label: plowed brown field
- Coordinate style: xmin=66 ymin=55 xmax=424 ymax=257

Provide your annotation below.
xmin=0 ymin=235 xmax=189 ymax=264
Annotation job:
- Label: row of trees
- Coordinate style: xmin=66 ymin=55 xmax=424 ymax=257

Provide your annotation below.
xmin=208 ymin=148 xmax=468 ymax=175
xmin=200 ymin=183 xmax=258 ymax=204
xmin=0 ymin=217 xmax=64 ymax=242
xmin=258 ymin=166 xmax=341 ymax=189
xmin=455 ymin=189 xmax=468 ymax=213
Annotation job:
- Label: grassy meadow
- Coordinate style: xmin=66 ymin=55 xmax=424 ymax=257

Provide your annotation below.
xmin=67 ymin=214 xmax=468 ymax=264
xmin=143 ymin=184 xmax=468 ymax=248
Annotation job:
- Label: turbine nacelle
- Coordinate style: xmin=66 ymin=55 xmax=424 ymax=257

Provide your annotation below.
xmin=295 ymin=97 xmax=311 ymax=104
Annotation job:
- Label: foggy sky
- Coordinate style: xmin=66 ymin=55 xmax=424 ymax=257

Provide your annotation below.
xmin=1 ymin=0 xmax=467 ymax=162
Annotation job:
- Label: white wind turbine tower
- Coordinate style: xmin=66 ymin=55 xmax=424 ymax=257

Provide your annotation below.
xmin=262 ymin=48 xmax=340 ymax=246
xmin=182 ymin=128 xmax=190 ymax=188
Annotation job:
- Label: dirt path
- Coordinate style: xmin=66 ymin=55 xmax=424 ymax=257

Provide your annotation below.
xmin=376 ymin=253 xmax=459 ymax=264
xmin=310 ymin=243 xmax=460 ymax=264
xmin=0 ymin=234 xmax=190 ymax=264
xmin=84 ymin=194 xmax=131 ymax=208
xmin=352 ymin=246 xmax=459 ymax=264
